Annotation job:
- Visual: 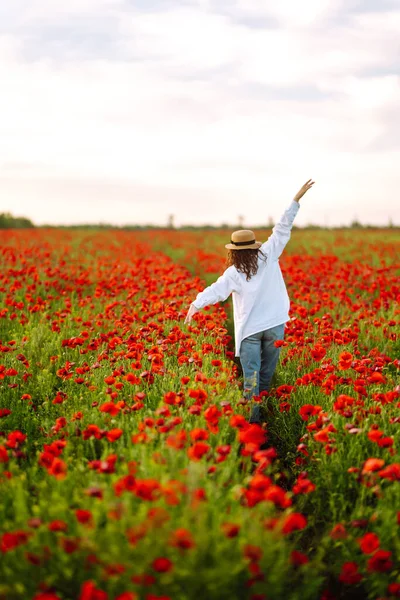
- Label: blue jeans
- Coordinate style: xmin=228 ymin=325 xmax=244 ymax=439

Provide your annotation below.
xmin=239 ymin=323 xmax=285 ymax=423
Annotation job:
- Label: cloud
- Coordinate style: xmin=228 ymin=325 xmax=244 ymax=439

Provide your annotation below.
xmin=0 ymin=0 xmax=399 ymax=225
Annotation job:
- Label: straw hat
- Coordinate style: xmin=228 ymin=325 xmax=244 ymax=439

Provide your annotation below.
xmin=225 ymin=229 xmax=262 ymax=250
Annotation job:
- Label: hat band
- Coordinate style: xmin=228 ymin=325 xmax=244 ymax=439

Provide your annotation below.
xmin=230 ymin=239 xmax=256 ymax=246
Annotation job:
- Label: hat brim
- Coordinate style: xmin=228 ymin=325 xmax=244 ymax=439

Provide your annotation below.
xmin=225 ymin=241 xmax=262 ymax=250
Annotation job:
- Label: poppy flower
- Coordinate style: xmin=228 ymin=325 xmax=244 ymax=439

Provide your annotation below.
xmin=78 ymin=580 xmax=108 ymax=600
xmin=339 ymin=562 xmax=363 ymax=584
xmin=1 ymin=530 xmax=31 ymax=552
xmin=281 ymin=513 xmax=307 ymax=535
xmin=239 ymin=424 xmax=266 ymax=446
xmin=310 ymin=344 xmax=326 ymax=361
xmin=169 ymin=528 xmax=195 ymax=550
xmin=243 ymin=544 xmax=262 ymax=562
xmin=221 ymin=523 xmax=240 ymax=538
xmin=0 ymin=446 xmax=9 ymax=463
xmin=367 ymin=549 xmax=393 ymax=573
xmin=187 ymin=442 xmax=211 ymax=461
xmin=75 ymin=510 xmax=93 ymax=525
xmin=106 ymin=428 xmax=123 ymax=442
xmin=189 ymin=428 xmax=209 ymax=442
xmin=48 ymin=520 xmax=68 ymax=532
xmin=330 ymin=523 xmax=348 ymax=540
xmin=368 ymin=372 xmax=386 ymax=384
xmin=338 ymin=351 xmax=353 ymax=370
xmin=292 ymin=476 xmax=316 ymax=495
xmin=115 ymin=593 xmax=137 ymax=600
xmin=387 ymin=583 xmax=400 ymax=597
xmin=6 ymin=430 xmax=26 ymax=449
xmin=48 ymin=458 xmax=67 ymax=480
xmin=367 ymin=429 xmax=384 ymax=442
xmin=362 ymin=458 xmax=385 ymax=474
xmin=378 ymin=463 xmax=400 ymax=481
xmin=152 ymin=557 xmax=173 ymax=572
xmin=299 ymin=404 xmax=321 ymax=421
xmin=358 ymin=532 xmax=380 ymax=554
xmin=290 ymin=550 xmax=309 ymax=566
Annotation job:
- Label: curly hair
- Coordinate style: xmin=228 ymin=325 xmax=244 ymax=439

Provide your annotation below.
xmin=226 ymin=248 xmax=266 ymax=281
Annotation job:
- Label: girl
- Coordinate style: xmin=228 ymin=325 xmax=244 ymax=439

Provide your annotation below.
xmin=184 ymin=179 xmax=315 ymax=424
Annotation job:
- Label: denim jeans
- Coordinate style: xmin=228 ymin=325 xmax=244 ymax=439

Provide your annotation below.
xmin=239 ymin=323 xmax=285 ymax=423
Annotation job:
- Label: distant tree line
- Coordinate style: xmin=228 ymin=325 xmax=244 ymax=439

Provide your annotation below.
xmin=0 ymin=212 xmax=398 ymax=231
xmin=0 ymin=212 xmax=35 ymax=229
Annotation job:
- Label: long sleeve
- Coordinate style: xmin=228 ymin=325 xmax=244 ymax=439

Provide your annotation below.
xmin=261 ymin=200 xmax=300 ymax=260
xmin=192 ymin=267 xmax=239 ymax=309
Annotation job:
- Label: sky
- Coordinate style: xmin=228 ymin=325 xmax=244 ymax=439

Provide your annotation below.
xmin=0 ymin=0 xmax=399 ymax=227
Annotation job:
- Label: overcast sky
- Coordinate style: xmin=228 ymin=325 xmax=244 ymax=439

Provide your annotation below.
xmin=1 ymin=0 xmax=399 ymax=227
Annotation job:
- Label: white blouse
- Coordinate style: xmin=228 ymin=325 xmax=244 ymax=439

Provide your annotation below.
xmin=192 ymin=200 xmax=300 ymax=357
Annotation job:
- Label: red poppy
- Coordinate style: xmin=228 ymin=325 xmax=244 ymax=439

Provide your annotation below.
xmin=330 ymin=523 xmax=348 ymax=540
xmin=339 ymin=562 xmax=363 ymax=584
xmin=152 ymin=557 xmax=173 ymax=572
xmin=48 ymin=520 xmax=68 ymax=532
xmin=106 ymin=428 xmax=123 ymax=442
xmin=221 ymin=523 xmax=240 ymax=538
xmin=239 ymin=424 xmax=266 ymax=446
xmin=367 ymin=429 xmax=384 ymax=442
xmin=1 ymin=530 xmax=31 ymax=553
xmin=368 ymin=372 xmax=386 ymax=384
xmin=0 ymin=445 xmax=9 ymax=463
xmin=133 ymin=479 xmax=161 ymax=501
xmin=310 ymin=344 xmax=326 ymax=361
xmin=75 ymin=510 xmax=93 ymax=525
xmin=367 ymin=549 xmax=393 ymax=573
xmin=243 ymin=544 xmax=262 ymax=562
xmin=99 ymin=402 xmax=120 ymax=416
xmin=338 ymin=351 xmax=353 ymax=370
xmin=362 ymin=458 xmax=385 ymax=474
xmin=299 ymin=404 xmax=322 ymax=421
xmin=292 ymin=476 xmax=316 ymax=495
xmin=187 ymin=442 xmax=211 ymax=461
xmin=290 ymin=550 xmax=309 ymax=566
xmin=78 ymin=581 xmax=108 ymax=600
xmin=281 ymin=513 xmax=307 ymax=535
xmin=314 ymin=428 xmax=330 ymax=443
xmin=378 ymin=463 xmax=400 ymax=481
xmin=48 ymin=458 xmax=67 ymax=480
xmin=189 ymin=428 xmax=209 ymax=441
xmin=387 ymin=583 xmax=400 ymax=597
xmin=6 ymin=430 xmax=26 ymax=449
xmin=358 ymin=532 xmax=380 ymax=554
xmin=263 ymin=485 xmax=292 ymax=509
xmin=169 ymin=528 xmax=195 ymax=550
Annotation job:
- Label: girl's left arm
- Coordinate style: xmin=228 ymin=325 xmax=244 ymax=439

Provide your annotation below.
xmin=262 ymin=179 xmax=315 ymax=260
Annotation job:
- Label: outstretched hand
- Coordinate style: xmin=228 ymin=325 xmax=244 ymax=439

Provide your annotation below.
xmin=184 ymin=303 xmax=199 ymax=325
xmin=293 ymin=179 xmax=315 ymax=202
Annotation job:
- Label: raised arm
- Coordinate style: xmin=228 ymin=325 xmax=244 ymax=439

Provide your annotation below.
xmin=261 ymin=179 xmax=315 ymax=260
xmin=184 ymin=267 xmax=239 ymax=324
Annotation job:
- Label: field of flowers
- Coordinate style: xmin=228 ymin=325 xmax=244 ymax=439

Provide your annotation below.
xmin=0 ymin=227 xmax=399 ymax=600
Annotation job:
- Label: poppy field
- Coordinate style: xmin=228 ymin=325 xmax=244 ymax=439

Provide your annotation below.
xmin=0 ymin=227 xmax=399 ymax=600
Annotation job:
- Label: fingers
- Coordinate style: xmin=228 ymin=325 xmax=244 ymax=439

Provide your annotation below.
xmin=294 ymin=179 xmax=315 ymax=201
xmin=302 ymin=180 xmax=315 ymax=192
xmin=185 ymin=304 xmax=199 ymax=324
